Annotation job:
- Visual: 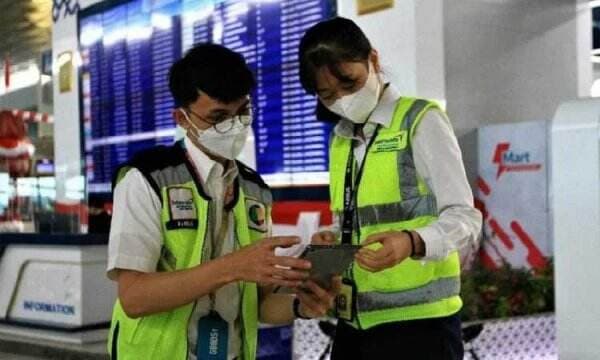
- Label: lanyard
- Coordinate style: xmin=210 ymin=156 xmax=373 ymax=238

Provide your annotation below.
xmin=340 ymin=124 xmax=381 ymax=244
xmin=184 ymin=147 xmax=237 ymax=309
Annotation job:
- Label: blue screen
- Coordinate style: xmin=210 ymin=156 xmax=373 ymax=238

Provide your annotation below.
xmin=79 ymin=0 xmax=335 ymax=193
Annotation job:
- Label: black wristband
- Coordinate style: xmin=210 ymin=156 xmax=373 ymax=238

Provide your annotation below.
xmin=293 ymin=297 xmax=310 ymax=320
xmin=402 ymin=230 xmax=416 ymax=257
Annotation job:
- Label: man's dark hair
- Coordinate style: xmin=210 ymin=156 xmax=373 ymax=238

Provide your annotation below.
xmin=169 ymin=43 xmax=255 ymax=107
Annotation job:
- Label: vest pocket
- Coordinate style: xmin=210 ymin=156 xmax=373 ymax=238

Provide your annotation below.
xmin=126 ymin=307 xmax=190 ymax=359
xmin=111 ymin=316 xmax=156 ymax=359
xmin=113 ymin=313 xmax=170 ymax=359
xmin=130 ymin=312 xmax=171 ymax=345
xmin=162 ymin=228 xmax=198 ymax=267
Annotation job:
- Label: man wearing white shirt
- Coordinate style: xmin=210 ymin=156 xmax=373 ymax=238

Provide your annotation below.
xmin=107 ymin=43 xmax=339 ymax=360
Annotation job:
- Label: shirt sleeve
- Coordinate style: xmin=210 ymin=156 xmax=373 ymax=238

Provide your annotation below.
xmin=411 ymin=109 xmax=483 ymax=261
xmin=107 ymin=168 xmax=163 ymax=280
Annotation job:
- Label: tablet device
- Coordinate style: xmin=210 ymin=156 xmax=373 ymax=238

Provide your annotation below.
xmin=300 ymin=244 xmax=361 ymax=288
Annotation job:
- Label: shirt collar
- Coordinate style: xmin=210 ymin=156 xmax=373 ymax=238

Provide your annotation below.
xmin=333 ymin=82 xmax=402 ymax=139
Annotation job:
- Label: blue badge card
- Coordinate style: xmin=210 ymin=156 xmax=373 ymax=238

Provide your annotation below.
xmin=197 ymin=311 xmax=228 ymax=360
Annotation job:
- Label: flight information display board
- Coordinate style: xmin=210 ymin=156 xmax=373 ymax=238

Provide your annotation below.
xmin=79 ymin=0 xmax=335 ymax=192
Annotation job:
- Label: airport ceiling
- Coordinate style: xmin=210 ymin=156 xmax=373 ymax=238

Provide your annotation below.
xmin=0 ymin=0 xmax=52 ymax=65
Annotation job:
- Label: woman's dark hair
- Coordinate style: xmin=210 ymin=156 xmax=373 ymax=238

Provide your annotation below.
xmin=169 ymin=43 xmax=255 ymax=107
xmin=299 ymin=17 xmax=372 ymax=95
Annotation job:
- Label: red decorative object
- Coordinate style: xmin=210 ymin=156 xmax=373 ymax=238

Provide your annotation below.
xmin=0 ymin=110 xmax=34 ymax=177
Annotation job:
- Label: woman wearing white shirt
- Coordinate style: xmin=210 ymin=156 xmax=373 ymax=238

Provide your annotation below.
xmin=300 ymin=17 xmax=482 ymax=359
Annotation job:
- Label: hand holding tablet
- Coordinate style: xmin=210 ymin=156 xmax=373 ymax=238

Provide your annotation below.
xmin=299 ymin=244 xmax=361 ymax=288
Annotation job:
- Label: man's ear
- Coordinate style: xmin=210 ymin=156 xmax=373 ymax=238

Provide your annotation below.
xmin=370 ymin=49 xmax=381 ymax=73
xmin=173 ymin=108 xmax=188 ymax=128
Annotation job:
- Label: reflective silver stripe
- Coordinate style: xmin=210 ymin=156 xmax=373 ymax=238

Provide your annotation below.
xmin=240 ymin=178 xmax=273 ymax=205
xmin=358 ymin=194 xmax=437 ymax=227
xmin=401 ymin=99 xmax=430 ymax=133
xmin=150 ymin=164 xmax=194 ymax=191
xmin=357 ymin=276 xmax=460 ymax=312
xmin=398 ymin=100 xmax=430 ymax=200
xmin=149 ymin=163 xmax=273 ymax=205
xmin=398 ymin=154 xmax=420 ymax=199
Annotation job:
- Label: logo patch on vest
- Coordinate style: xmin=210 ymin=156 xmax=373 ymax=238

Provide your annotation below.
xmin=372 ymin=130 xmax=408 ymax=153
xmin=246 ymin=198 xmax=268 ymax=233
xmin=166 ymin=187 xmax=198 ymax=230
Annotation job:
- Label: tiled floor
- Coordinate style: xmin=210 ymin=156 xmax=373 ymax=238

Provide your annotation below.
xmin=294 ymin=314 xmax=558 ymax=360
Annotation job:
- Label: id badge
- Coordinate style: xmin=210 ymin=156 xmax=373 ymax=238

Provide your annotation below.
xmin=197 ymin=311 xmax=228 ymax=360
xmin=166 ymin=187 xmax=198 ymax=230
xmin=336 ymin=279 xmax=356 ymax=321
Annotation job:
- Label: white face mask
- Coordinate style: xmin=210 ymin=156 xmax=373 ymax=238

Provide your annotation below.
xmin=181 ymin=110 xmax=251 ymax=160
xmin=174 ymin=125 xmax=187 ymax=142
xmin=325 ymin=62 xmax=382 ymax=124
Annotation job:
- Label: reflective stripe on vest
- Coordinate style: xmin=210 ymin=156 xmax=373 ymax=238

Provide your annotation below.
xmin=241 ymin=177 xmax=273 ymax=204
xmin=357 ymin=194 xmax=437 ymax=227
xmin=397 ymin=99 xmax=430 ymax=200
xmin=149 ymin=164 xmax=193 ymax=191
xmin=357 ymin=276 xmax=461 ymax=312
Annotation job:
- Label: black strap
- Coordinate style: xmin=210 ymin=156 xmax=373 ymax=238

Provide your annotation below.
xmin=340 ymin=124 xmax=381 ymax=244
xmin=111 ymin=322 xmax=119 ymax=360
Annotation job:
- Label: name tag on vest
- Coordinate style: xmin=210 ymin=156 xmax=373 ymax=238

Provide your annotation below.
xmin=166 ymin=187 xmax=198 ymax=230
xmin=372 ymin=130 xmax=408 ymax=153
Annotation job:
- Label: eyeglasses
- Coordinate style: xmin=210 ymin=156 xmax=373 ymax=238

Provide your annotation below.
xmin=185 ymin=106 xmax=252 ymax=134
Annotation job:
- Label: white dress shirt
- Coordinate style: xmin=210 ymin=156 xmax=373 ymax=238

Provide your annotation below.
xmin=332 ymin=83 xmax=482 ymax=260
xmin=107 ymin=136 xmax=241 ymax=359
